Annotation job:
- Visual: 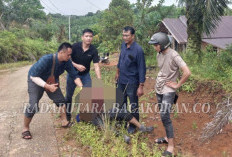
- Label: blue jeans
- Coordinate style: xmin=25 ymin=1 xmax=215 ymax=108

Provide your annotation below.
xmin=156 ymin=92 xmax=176 ymax=139
xmin=65 ymin=73 xmax=92 ymax=121
xmin=117 ymin=83 xmax=139 ymax=129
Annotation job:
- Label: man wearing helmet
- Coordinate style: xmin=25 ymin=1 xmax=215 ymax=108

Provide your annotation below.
xmin=149 ymin=32 xmax=191 ymax=157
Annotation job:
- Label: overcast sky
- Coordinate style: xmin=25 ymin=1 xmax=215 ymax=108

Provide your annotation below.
xmin=40 ymin=0 xmax=177 ymax=16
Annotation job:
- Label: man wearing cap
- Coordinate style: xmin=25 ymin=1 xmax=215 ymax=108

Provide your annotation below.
xmin=148 ymin=32 xmax=191 ymax=157
xmin=115 ymin=26 xmax=146 ymax=134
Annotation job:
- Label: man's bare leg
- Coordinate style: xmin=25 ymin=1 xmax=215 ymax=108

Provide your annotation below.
xmin=22 ymin=116 xmax=32 ymax=138
xmin=129 ymin=117 xmax=141 ymax=128
xmin=59 ymin=105 xmax=69 ymax=126
xmin=156 ymin=137 xmax=174 ymax=156
xmin=166 ymin=138 xmax=174 ymax=153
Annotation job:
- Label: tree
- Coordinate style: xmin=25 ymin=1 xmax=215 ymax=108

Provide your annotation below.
xmin=100 ymin=0 xmax=134 ymax=52
xmin=178 ymin=0 xmax=230 ymax=61
xmin=1 ymin=0 xmax=46 ymax=28
xmin=134 ymin=0 xmax=182 ymax=55
xmin=0 ymin=0 xmax=6 ymax=29
xmin=58 ymin=24 xmax=66 ymax=43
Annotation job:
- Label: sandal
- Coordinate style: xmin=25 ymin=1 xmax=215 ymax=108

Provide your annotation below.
xmin=162 ymin=150 xmax=173 ymax=157
xmin=155 ymin=137 xmax=168 ymax=144
xmin=62 ymin=121 xmax=73 ymax=128
xmin=22 ymin=131 xmax=32 ymax=139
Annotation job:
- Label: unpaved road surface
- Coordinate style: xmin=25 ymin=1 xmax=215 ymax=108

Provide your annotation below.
xmin=0 ymin=66 xmax=60 ymax=157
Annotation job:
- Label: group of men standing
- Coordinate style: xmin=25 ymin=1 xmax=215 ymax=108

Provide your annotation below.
xmin=22 ymin=26 xmax=191 ymax=157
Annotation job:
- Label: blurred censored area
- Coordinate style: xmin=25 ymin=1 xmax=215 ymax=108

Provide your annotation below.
xmin=75 ymin=78 xmax=125 ymax=122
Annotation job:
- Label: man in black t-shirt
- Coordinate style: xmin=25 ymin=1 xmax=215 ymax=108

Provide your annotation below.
xmin=65 ymin=29 xmax=101 ymax=121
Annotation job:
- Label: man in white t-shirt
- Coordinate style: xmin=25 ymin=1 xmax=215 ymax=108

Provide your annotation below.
xmin=149 ymin=32 xmax=191 ymax=157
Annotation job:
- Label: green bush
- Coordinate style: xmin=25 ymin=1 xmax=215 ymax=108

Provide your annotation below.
xmin=0 ymin=30 xmax=59 ymax=63
xmin=183 ymin=44 xmax=232 ymax=92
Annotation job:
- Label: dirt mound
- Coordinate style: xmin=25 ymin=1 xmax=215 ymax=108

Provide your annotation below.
xmin=142 ymin=79 xmax=232 ymax=157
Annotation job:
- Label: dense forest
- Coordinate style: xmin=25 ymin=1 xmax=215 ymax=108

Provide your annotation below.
xmin=0 ymin=0 xmax=231 ymax=63
xmin=0 ymin=0 xmax=186 ymax=63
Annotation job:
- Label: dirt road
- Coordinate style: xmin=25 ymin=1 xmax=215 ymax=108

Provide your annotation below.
xmin=0 ymin=66 xmax=60 ymax=157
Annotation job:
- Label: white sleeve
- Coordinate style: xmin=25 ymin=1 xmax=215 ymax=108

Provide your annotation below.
xmin=30 ymin=76 xmax=46 ymax=88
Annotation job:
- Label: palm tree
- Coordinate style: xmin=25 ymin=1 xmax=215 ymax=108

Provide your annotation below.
xmin=178 ymin=0 xmax=230 ymax=61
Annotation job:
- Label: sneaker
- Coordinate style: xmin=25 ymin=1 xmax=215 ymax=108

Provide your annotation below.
xmin=123 ymin=135 xmax=131 ymax=144
xmin=128 ymin=125 xmax=136 ymax=134
xmin=139 ymin=125 xmax=154 ymax=133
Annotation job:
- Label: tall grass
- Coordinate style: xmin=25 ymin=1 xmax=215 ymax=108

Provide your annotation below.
xmin=69 ymin=121 xmax=162 ymax=157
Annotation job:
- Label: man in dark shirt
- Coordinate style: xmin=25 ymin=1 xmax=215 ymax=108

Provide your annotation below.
xmin=22 ymin=42 xmax=83 ymax=139
xmin=65 ymin=29 xmax=101 ymax=121
xmin=115 ymin=26 xmax=146 ymax=134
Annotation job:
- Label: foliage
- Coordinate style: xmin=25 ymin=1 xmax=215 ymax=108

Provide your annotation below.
xmin=183 ymin=44 xmax=232 ymax=92
xmin=200 ymin=97 xmax=232 ymax=142
xmin=69 ymin=120 xmax=162 ymax=156
xmin=99 ymin=0 xmax=134 ymax=52
xmin=134 ymin=0 xmax=183 ymax=55
xmin=0 ymin=30 xmax=58 ymax=63
xmin=178 ymin=0 xmax=230 ymax=61
xmin=0 ymin=0 xmax=46 ymax=28
xmin=30 ymin=20 xmax=57 ymax=41
xmin=145 ymin=52 xmax=157 ymax=67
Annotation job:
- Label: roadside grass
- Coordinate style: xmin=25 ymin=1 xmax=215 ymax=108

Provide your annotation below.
xmin=0 ymin=61 xmax=32 ymax=70
xmin=68 ymin=120 xmax=162 ymax=157
xmin=65 ymin=65 xmax=164 ymax=157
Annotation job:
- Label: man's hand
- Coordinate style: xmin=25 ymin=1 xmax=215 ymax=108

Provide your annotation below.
xmin=74 ymin=78 xmax=83 ymax=87
xmin=166 ymin=81 xmax=180 ymax=89
xmin=115 ymin=73 xmax=119 ymax=82
xmin=44 ymin=83 xmax=58 ymax=93
xmin=166 ymin=66 xmax=191 ymax=89
xmin=94 ymin=63 xmax=101 ymax=79
xmin=137 ymin=85 xmax=144 ymax=97
xmin=72 ymin=62 xmax=86 ymax=72
xmin=115 ymin=68 xmax=119 ymax=83
xmin=76 ymin=64 xmax=86 ymax=72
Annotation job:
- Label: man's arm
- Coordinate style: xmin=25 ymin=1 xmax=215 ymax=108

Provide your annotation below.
xmin=30 ymin=76 xmax=58 ymax=93
xmin=94 ymin=63 xmax=101 ymax=79
xmin=74 ymin=78 xmax=83 ymax=87
xmin=72 ymin=61 xmax=86 ymax=72
xmin=115 ymin=68 xmax=120 ymax=82
xmin=115 ymin=49 xmax=122 ymax=82
xmin=137 ymin=49 xmax=146 ymax=97
xmin=66 ymin=60 xmax=83 ymax=87
xmin=166 ymin=65 xmax=191 ymax=89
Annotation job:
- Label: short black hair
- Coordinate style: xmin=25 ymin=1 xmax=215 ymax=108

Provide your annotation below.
xmin=82 ymin=29 xmax=94 ymax=35
xmin=58 ymin=42 xmax=72 ymax=52
xmin=123 ymin=26 xmax=135 ymax=35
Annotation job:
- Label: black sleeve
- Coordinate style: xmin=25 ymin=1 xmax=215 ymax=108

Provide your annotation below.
xmin=93 ymin=49 xmax=100 ymax=63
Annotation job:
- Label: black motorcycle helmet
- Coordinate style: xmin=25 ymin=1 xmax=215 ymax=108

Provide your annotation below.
xmin=148 ymin=32 xmax=171 ymax=52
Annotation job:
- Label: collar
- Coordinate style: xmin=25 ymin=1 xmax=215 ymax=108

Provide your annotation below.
xmin=79 ymin=42 xmax=93 ymax=51
xmin=124 ymin=41 xmax=136 ymax=50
